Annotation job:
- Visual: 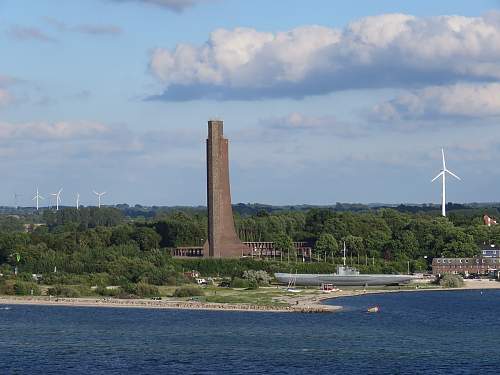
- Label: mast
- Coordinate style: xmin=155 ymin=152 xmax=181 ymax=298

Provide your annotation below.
xmin=343 ymin=241 xmax=346 ymax=266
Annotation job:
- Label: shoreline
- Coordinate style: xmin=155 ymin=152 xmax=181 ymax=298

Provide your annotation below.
xmin=1 ymin=280 xmax=498 ymax=313
xmin=0 ymin=296 xmax=341 ymax=313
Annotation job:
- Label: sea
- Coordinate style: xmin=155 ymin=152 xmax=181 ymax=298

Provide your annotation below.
xmin=1 ymin=290 xmax=499 ymax=374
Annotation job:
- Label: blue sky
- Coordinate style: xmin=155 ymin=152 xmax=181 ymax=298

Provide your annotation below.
xmin=1 ymin=0 xmax=500 ymax=207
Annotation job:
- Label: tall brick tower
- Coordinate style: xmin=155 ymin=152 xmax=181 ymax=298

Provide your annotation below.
xmin=203 ymin=120 xmax=247 ymax=258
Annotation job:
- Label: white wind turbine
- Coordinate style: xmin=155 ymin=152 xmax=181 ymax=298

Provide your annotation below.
xmin=93 ymin=190 xmax=106 ymax=208
xmin=32 ymin=187 xmax=44 ymax=210
xmin=76 ymin=192 xmax=80 ymax=210
xmin=51 ymin=188 xmax=63 ymax=211
xmin=431 ymin=148 xmax=461 ymax=217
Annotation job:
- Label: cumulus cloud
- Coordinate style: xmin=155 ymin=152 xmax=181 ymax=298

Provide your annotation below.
xmin=109 ymin=0 xmax=204 ymax=12
xmin=148 ymin=13 xmax=500 ymax=101
xmin=372 ymin=83 xmax=500 ymax=121
xmin=7 ymin=26 xmax=56 ymax=43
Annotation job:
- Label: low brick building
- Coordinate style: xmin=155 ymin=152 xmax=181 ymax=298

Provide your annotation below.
xmin=432 ymin=257 xmax=500 ymax=275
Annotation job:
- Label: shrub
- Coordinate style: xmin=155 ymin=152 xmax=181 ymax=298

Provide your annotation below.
xmin=48 ymin=285 xmax=83 ymax=298
xmin=230 ymin=277 xmax=250 ymax=289
xmin=173 ymin=286 xmax=204 ymax=298
xmin=134 ymin=282 xmax=159 ymax=298
xmin=0 ymin=280 xmax=15 ymax=295
xmin=95 ymin=286 xmax=122 ymax=297
xmin=242 ymin=270 xmax=271 ymax=286
xmin=14 ymin=281 xmax=41 ymax=296
xmin=0 ymin=280 xmax=40 ymax=296
xmin=439 ymin=274 xmax=465 ymax=288
xmin=246 ymin=279 xmax=258 ymax=290
xmin=166 ymin=276 xmax=178 ymax=286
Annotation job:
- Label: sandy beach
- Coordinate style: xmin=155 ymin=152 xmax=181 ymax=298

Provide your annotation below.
xmin=1 ymin=279 xmax=498 ymax=313
xmin=0 ymin=295 xmax=341 ymax=313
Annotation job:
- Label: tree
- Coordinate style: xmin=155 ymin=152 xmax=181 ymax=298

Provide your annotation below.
xmin=314 ymin=233 xmax=338 ymax=260
xmin=273 ymin=233 xmax=294 ymax=262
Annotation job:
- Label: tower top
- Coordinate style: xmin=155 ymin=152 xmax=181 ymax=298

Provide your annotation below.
xmin=208 ymin=119 xmax=223 ymax=137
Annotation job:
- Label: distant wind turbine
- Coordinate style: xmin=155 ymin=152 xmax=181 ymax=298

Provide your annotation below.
xmin=76 ymin=192 xmax=80 ymax=210
xmin=51 ymin=188 xmax=63 ymax=211
xmin=32 ymin=187 xmax=44 ymax=210
xmin=14 ymin=193 xmax=22 ymax=209
xmin=431 ymin=148 xmax=461 ymax=217
xmin=93 ymin=190 xmax=106 ymax=208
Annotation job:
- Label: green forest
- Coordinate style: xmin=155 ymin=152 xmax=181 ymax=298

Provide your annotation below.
xmin=0 ymin=204 xmax=499 ymax=295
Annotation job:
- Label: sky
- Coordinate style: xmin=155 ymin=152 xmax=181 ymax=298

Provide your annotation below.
xmin=1 ymin=0 xmax=500 ymax=207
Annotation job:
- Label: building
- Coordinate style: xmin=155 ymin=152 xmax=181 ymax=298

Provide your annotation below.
xmin=483 ymin=214 xmax=497 ymax=227
xmin=432 ymin=257 xmax=500 ymax=275
xmin=481 ymin=244 xmax=500 ymax=258
xmin=172 ymin=241 xmax=313 ymax=259
xmin=203 ymin=120 xmax=248 ymax=258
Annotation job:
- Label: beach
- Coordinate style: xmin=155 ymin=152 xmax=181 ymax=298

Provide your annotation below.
xmin=1 ymin=279 xmax=498 ymax=313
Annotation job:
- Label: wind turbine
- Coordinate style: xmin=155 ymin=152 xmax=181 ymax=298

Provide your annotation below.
xmin=13 ymin=193 xmax=22 ymax=209
xmin=76 ymin=192 xmax=80 ymax=210
xmin=51 ymin=188 xmax=63 ymax=211
xmin=32 ymin=187 xmax=44 ymax=210
xmin=93 ymin=190 xmax=106 ymax=208
xmin=431 ymin=148 xmax=461 ymax=217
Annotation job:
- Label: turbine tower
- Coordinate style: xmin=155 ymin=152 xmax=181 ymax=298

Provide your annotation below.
xmin=431 ymin=148 xmax=461 ymax=217
xmin=32 ymin=187 xmax=44 ymax=210
xmin=14 ymin=193 xmax=22 ymax=209
xmin=51 ymin=188 xmax=63 ymax=211
xmin=76 ymin=192 xmax=80 ymax=210
xmin=93 ymin=190 xmax=106 ymax=208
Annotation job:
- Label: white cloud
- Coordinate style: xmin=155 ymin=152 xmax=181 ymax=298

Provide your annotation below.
xmin=148 ymin=13 xmax=500 ymax=100
xmin=372 ymin=83 xmax=500 ymax=121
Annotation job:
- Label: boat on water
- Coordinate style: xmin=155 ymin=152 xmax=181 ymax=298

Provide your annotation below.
xmin=367 ymin=306 xmax=380 ymax=313
xmin=275 ymin=242 xmax=418 ymax=287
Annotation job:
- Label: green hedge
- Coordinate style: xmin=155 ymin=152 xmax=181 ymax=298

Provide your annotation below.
xmin=173 ymin=286 xmax=205 ymax=297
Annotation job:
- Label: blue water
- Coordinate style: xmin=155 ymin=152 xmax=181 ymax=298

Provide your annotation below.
xmin=1 ymin=290 xmax=499 ymax=374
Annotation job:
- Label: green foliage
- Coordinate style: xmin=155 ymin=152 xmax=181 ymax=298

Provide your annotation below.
xmin=173 ymin=285 xmax=205 ymax=297
xmin=134 ymin=281 xmax=159 ymax=297
xmin=0 ymin=280 xmax=41 ymax=296
xmin=0 ymin=205 xmax=494 ymax=287
xmin=314 ymin=233 xmax=338 ymax=256
xmin=47 ymin=285 xmax=87 ymax=297
xmin=439 ymin=274 xmax=465 ymax=288
xmin=95 ymin=286 xmax=123 ymax=297
xmin=230 ymin=277 xmax=251 ymax=288
xmin=242 ymin=270 xmax=271 ymax=286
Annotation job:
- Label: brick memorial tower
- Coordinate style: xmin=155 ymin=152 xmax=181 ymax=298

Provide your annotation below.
xmin=203 ymin=120 xmax=247 ymax=258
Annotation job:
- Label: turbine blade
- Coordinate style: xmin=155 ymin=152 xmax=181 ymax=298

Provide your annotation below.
xmin=93 ymin=190 xmax=98 ymax=195
xmin=431 ymin=171 xmax=444 ymax=182
xmin=446 ymin=169 xmax=461 ymax=180
xmin=442 ymin=148 xmax=446 ymax=170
